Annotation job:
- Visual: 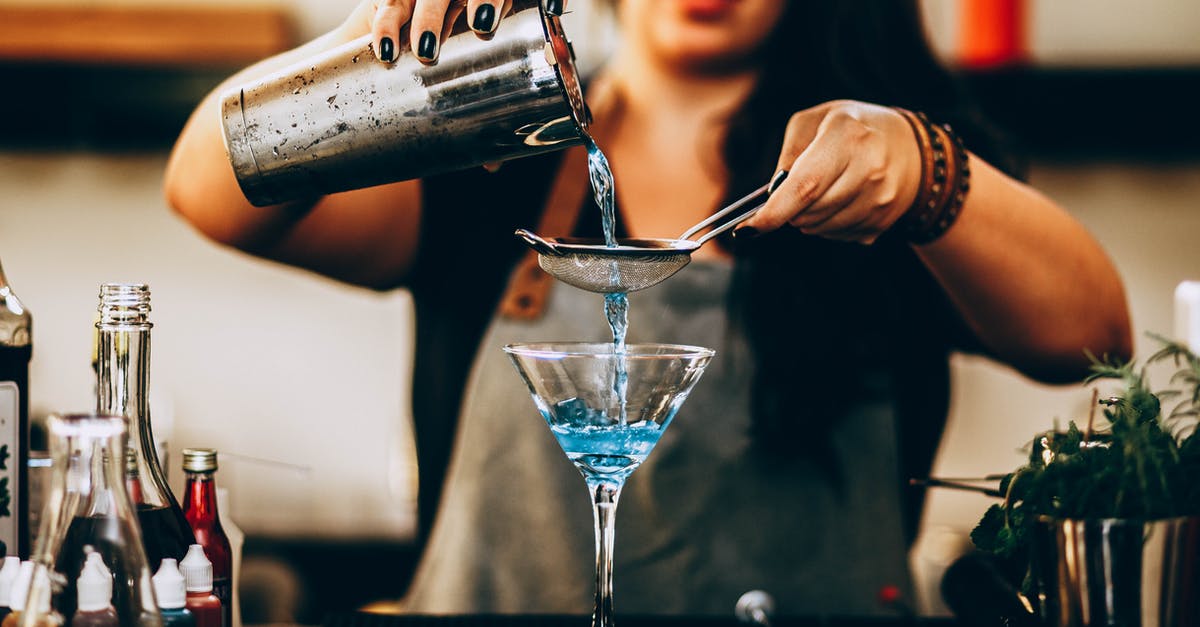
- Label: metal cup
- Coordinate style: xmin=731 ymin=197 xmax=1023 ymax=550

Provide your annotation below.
xmin=1032 ymin=517 xmax=1200 ymax=627
xmin=220 ymin=0 xmax=589 ymax=207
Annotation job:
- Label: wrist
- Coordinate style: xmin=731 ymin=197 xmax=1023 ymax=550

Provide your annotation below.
xmin=891 ymin=108 xmax=971 ymax=245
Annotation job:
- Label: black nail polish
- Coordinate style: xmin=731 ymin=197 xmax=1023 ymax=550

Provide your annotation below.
xmin=417 ymin=30 xmax=438 ymax=61
xmin=732 ymin=226 xmax=760 ymax=240
xmin=379 ymin=37 xmax=394 ymax=62
xmin=545 ymin=0 xmax=563 ymax=16
xmin=473 ymin=3 xmax=496 ymax=33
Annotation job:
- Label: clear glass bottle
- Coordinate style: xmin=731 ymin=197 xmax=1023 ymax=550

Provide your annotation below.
xmin=95 ymin=284 xmax=193 ymax=569
xmin=0 ymin=258 xmax=32 ymax=557
xmin=17 ymin=413 xmax=161 ymax=626
xmin=181 ymin=450 xmax=231 ymax=627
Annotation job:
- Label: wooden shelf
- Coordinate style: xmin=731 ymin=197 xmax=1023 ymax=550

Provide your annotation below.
xmin=0 ymin=4 xmax=294 ymax=67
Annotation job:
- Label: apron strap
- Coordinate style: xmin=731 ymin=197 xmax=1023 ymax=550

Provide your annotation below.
xmin=498 ymin=144 xmax=590 ymax=320
xmin=499 ymin=74 xmax=622 ymax=320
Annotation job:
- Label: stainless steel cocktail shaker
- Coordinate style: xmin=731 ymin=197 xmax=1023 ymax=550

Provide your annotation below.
xmin=220 ymin=0 xmax=589 ymax=207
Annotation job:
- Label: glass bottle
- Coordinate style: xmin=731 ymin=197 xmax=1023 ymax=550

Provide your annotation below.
xmin=71 ymin=552 xmax=119 ymax=627
xmin=95 ymin=283 xmax=193 ymax=569
xmin=214 ymin=489 xmax=241 ymax=627
xmin=17 ymin=413 xmax=161 ymax=626
xmin=179 ymin=546 xmax=220 ymax=627
xmin=181 ymin=450 xmax=230 ymax=627
xmin=0 ymin=258 xmax=32 ymax=557
xmin=153 ymin=560 xmax=195 ymax=627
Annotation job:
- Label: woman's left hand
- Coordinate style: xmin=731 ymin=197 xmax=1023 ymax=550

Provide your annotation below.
xmin=738 ymin=100 xmax=922 ymax=245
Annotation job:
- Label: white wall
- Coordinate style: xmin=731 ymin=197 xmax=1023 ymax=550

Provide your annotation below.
xmin=0 ymin=152 xmax=417 ymax=541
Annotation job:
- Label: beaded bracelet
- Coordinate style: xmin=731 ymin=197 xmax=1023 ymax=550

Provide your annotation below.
xmin=893 ymin=108 xmax=971 ymax=244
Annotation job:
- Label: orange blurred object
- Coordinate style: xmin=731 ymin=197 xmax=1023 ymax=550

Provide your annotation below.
xmin=959 ymin=0 xmax=1027 ymax=68
xmin=0 ymin=5 xmax=293 ymax=67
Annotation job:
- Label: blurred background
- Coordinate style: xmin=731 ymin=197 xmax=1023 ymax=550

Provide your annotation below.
xmin=0 ymin=0 xmax=1198 ymax=623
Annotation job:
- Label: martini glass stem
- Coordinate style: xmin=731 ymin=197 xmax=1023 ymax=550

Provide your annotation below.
xmin=588 ymin=476 xmax=624 ymax=627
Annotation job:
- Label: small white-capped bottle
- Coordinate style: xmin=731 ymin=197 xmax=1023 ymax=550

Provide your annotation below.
xmin=8 ymin=565 xmax=62 ymax=626
xmin=72 ymin=552 xmax=118 ymax=627
xmin=179 ymin=546 xmax=220 ymax=627
xmin=0 ymin=556 xmax=21 ymax=620
xmin=1 ymin=562 xmax=32 ymax=627
xmin=153 ymin=560 xmax=195 ymax=627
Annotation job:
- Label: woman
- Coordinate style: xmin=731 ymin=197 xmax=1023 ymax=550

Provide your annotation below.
xmin=166 ymin=0 xmax=1132 ymax=615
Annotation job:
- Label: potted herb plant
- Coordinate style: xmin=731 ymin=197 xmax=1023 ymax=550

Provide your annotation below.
xmin=970 ymin=335 xmax=1200 ymax=627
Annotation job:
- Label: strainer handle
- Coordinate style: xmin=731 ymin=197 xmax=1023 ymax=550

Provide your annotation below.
xmin=684 ymin=169 xmax=788 ymax=245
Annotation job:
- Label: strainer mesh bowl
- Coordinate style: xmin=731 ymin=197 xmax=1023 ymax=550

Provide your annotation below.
xmin=537 ymin=252 xmax=692 ymax=293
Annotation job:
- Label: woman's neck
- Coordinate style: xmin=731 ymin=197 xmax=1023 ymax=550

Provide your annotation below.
xmin=606 ymin=51 xmax=759 ymax=127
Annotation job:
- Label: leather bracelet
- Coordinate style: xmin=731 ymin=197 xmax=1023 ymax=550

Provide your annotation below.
xmin=893 ymin=108 xmax=971 ymax=244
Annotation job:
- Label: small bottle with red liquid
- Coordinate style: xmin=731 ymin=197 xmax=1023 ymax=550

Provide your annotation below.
xmin=181 ymin=449 xmax=232 ymax=627
xmin=179 ymin=545 xmax=221 ymax=627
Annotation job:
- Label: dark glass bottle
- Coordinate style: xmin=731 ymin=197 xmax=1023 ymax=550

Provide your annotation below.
xmin=181 ymin=450 xmax=231 ymax=627
xmin=95 ymin=284 xmax=194 ymax=569
xmin=0 ymin=258 xmax=31 ymax=557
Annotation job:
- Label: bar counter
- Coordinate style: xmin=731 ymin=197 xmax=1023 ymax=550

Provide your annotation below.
xmin=321 ymin=615 xmax=960 ymax=627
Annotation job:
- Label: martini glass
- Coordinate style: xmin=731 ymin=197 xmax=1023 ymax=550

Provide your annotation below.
xmin=504 ymin=342 xmax=714 ymax=627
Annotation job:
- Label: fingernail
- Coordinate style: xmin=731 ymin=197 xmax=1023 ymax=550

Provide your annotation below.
xmin=545 ymin=0 xmax=564 ymax=16
xmin=473 ymin=3 xmax=497 ymax=33
xmin=732 ymin=226 xmax=760 ymax=240
xmin=379 ymin=37 xmax=394 ymax=63
xmin=417 ymin=30 xmax=438 ymax=61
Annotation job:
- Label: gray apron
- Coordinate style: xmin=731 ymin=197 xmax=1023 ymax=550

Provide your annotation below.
xmin=403 ymin=262 xmax=913 ymax=615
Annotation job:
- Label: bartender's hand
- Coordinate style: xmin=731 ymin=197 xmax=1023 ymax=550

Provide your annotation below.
xmin=737 ymin=100 xmax=923 ymax=245
xmin=366 ymin=0 xmax=514 ymax=64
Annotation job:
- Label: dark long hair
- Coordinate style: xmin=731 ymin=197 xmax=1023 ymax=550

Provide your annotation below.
xmin=716 ymin=0 xmax=1020 ymax=538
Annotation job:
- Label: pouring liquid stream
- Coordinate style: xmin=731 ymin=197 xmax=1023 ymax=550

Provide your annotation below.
xmin=584 ymin=134 xmax=629 ymax=426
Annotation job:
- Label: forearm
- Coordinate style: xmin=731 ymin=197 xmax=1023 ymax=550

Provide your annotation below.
xmin=164 ymin=5 xmax=425 ymax=289
xmin=914 ymin=154 xmax=1133 ymax=382
xmin=164 ymin=26 xmax=360 ymax=247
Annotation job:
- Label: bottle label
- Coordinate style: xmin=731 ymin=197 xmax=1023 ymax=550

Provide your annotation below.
xmin=0 ymin=382 xmax=18 ymax=554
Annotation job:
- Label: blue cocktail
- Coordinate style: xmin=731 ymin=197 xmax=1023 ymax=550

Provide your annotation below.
xmin=505 ymin=342 xmax=713 ymax=627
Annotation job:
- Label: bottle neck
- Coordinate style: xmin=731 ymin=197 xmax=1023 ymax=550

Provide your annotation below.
xmin=183 ymin=472 xmax=220 ymax=524
xmin=96 ymin=323 xmax=174 ymax=508
xmin=0 ymin=259 xmax=31 ymax=348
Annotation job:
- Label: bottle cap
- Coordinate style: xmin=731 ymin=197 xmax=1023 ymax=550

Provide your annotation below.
xmin=0 ymin=556 xmax=21 ymax=606
xmin=77 ymin=550 xmax=115 ymax=612
xmin=8 ymin=561 xmax=33 ymax=611
xmin=153 ymin=559 xmax=187 ymax=609
xmin=182 ymin=448 xmax=218 ymax=473
xmin=180 ymin=544 xmax=213 ymax=592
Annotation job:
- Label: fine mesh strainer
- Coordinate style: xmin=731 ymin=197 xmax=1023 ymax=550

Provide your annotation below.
xmin=516 ymin=170 xmax=787 ymax=293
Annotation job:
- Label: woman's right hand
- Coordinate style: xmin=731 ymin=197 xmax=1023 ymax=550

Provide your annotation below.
xmin=364 ymin=0 xmax=512 ymax=64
